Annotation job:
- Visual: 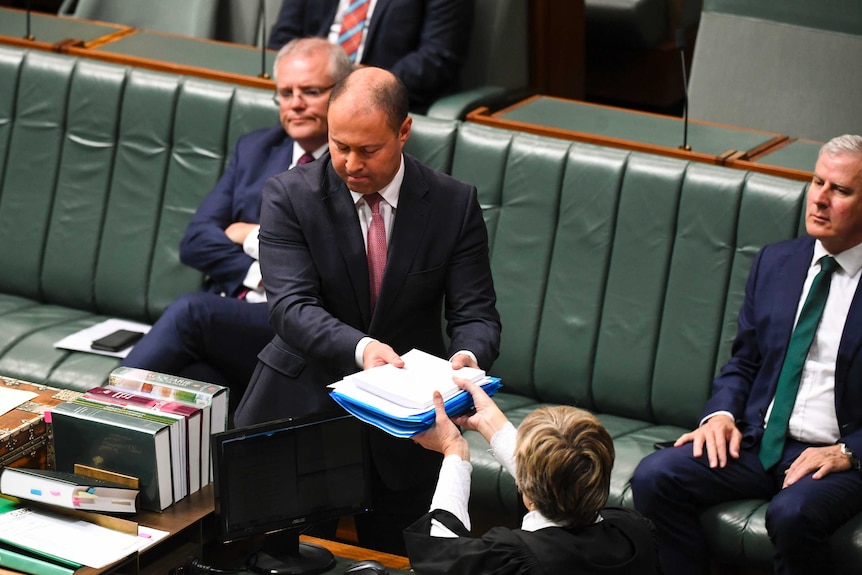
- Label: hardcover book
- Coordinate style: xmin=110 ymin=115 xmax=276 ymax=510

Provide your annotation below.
xmin=70 ymin=397 xmax=187 ymax=503
xmin=50 ymin=401 xmax=173 ymax=512
xmin=0 ymin=467 xmax=138 ymax=514
xmin=81 ymin=386 xmax=205 ymax=493
xmin=106 ymin=367 xmax=228 ymax=482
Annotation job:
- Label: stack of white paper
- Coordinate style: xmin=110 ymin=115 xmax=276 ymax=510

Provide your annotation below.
xmin=328 ymin=349 xmax=502 ymax=438
xmin=351 ymin=349 xmax=487 ymax=410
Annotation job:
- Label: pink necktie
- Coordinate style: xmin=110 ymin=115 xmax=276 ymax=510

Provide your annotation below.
xmin=365 ymin=193 xmax=386 ymax=310
xmin=296 ymin=152 xmax=314 ymax=166
xmin=338 ymin=0 xmax=371 ymax=63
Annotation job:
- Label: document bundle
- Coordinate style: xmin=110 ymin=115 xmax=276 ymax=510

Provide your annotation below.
xmin=329 ymin=349 xmax=502 ymax=438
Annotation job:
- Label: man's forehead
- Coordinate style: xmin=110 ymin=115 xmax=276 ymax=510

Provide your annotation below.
xmin=277 ymin=53 xmax=331 ymax=84
xmin=816 ymin=152 xmax=862 ymax=182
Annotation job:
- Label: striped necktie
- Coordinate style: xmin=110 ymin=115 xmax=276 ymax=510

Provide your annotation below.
xmin=338 ymin=0 xmax=371 ymax=63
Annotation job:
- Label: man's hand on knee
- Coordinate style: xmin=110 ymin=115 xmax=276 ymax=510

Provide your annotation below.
xmin=783 ymin=445 xmax=853 ymax=488
xmin=676 ymin=414 xmax=741 ymax=469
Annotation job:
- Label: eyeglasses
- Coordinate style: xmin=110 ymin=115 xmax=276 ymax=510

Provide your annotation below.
xmin=272 ymin=84 xmax=335 ymax=105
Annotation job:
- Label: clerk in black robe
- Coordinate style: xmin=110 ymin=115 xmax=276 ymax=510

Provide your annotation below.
xmin=405 ymin=379 xmax=660 ymax=575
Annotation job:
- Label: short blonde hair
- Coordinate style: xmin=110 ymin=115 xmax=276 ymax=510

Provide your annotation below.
xmin=514 ymin=406 xmax=614 ymax=527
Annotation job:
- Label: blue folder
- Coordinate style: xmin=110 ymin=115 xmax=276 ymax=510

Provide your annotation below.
xmin=330 ymin=377 xmax=502 ymax=438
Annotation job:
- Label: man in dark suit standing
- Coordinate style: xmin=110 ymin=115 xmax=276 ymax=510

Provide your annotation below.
xmin=267 ymin=0 xmax=473 ymax=112
xmin=234 ymin=66 xmax=501 ymax=554
xmin=632 ymin=135 xmax=862 ymax=575
xmin=121 ymin=38 xmax=352 ymax=414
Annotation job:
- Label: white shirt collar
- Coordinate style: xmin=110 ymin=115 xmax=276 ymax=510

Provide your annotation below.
xmin=813 ymin=239 xmax=862 ymax=278
xmin=349 ymin=154 xmax=405 ymax=208
xmin=521 ymin=509 xmax=603 ymax=532
xmin=289 ymin=142 xmax=328 ymax=170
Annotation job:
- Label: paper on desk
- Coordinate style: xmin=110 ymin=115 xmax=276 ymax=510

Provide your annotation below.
xmin=53 ymin=318 xmax=151 ymax=359
xmin=0 ymin=387 xmax=37 ymax=418
xmin=136 ymin=525 xmax=170 ymax=551
xmin=0 ymin=506 xmax=145 ymax=568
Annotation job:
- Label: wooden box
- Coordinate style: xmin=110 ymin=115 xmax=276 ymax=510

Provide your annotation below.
xmin=0 ymin=377 xmax=82 ymax=470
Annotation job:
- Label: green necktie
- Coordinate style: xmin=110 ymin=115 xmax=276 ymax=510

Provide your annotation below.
xmin=759 ymin=255 xmax=839 ymax=470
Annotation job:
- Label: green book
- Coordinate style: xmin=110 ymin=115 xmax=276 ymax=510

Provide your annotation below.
xmin=50 ymin=401 xmax=174 ymax=511
xmin=0 ymin=541 xmax=80 ymax=575
xmin=72 ymin=396 xmax=188 ymax=503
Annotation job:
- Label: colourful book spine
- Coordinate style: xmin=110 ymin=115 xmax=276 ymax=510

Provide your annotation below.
xmin=82 ymin=387 xmax=205 ymax=493
xmin=107 ymin=367 xmax=227 ymax=433
xmin=107 ymin=367 xmax=228 ymax=483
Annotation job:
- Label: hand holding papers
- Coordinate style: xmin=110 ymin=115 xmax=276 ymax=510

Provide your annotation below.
xmin=329 ymin=349 xmax=501 ymax=438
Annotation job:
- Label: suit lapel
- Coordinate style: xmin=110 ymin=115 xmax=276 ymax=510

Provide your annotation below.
xmin=321 ymin=0 xmax=340 ymax=36
xmin=364 ymin=0 xmax=391 ymax=53
xmin=373 ymin=157 xmax=431 ymax=320
xmin=836 ymin=273 xmax=862 ymax=401
xmin=771 ymin=241 xmax=815 ymax=348
xmin=321 ymin=163 xmax=374 ymax=324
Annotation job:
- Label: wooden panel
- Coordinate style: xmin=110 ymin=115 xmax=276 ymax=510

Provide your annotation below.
xmin=529 ymin=0 xmax=585 ymax=100
xmin=468 ymin=96 xmax=788 ymax=167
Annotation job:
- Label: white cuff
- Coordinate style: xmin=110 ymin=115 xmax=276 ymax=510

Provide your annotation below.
xmin=429 ymin=454 xmax=472 ymax=537
xmin=243 ymin=225 xmax=260 ymax=259
xmin=489 ymin=421 xmax=517 ymax=478
xmin=355 ymin=337 xmax=376 ymax=369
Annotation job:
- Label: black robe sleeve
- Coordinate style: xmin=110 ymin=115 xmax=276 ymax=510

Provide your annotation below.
xmin=403 ymin=507 xmax=661 ymax=575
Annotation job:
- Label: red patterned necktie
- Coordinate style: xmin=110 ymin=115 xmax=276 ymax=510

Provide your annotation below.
xmin=338 ymin=0 xmax=371 ymax=63
xmin=365 ymin=193 xmax=386 ymax=310
xmin=296 ymin=152 xmax=314 ymax=166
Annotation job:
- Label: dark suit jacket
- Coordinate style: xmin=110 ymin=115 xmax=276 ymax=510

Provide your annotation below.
xmin=703 ymin=235 xmax=862 ymax=458
xmin=234 ymin=153 xmax=501 ymax=490
xmin=267 ymin=0 xmax=473 ymax=110
xmin=179 ymin=126 xmax=293 ymax=296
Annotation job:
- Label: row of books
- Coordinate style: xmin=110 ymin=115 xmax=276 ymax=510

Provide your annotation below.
xmin=47 ymin=367 xmax=229 ymax=512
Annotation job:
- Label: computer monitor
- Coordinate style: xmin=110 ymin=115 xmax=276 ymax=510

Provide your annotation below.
xmin=211 ymin=412 xmax=371 ymax=575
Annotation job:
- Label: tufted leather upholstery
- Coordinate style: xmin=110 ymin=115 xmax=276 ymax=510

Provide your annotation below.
xmin=0 ymin=45 xmax=859 ymax=572
xmin=0 ymin=46 xmax=276 ymax=391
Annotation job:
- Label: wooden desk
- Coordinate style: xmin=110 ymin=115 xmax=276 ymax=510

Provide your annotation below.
xmin=726 ymin=137 xmax=822 ymax=182
xmin=468 ymin=95 xmax=788 ymax=166
xmin=0 ymin=6 xmax=129 ymax=51
xmin=67 ymin=485 xmax=411 ymax=575
xmin=66 ymin=30 xmax=276 ymax=90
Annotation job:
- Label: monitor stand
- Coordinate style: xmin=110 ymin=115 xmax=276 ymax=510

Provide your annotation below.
xmin=248 ymin=529 xmax=335 ymax=575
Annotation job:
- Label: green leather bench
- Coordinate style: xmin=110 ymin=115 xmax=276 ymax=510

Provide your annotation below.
xmin=0 ymin=45 xmax=276 ymax=391
xmin=1 ymin=45 xmax=860 ymax=573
